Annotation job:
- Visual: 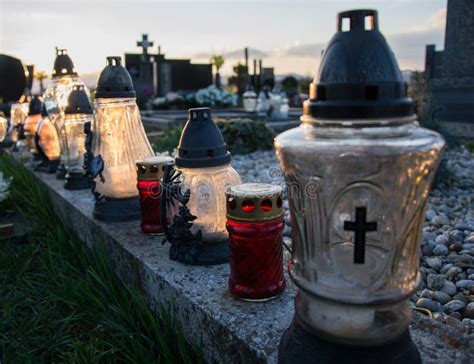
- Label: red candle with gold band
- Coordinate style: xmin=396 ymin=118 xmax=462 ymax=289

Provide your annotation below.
xmin=226 ymin=183 xmax=286 ymax=301
xmin=136 ymin=156 xmax=173 ymax=234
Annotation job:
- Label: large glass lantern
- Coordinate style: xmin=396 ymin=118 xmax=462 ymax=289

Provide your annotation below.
xmin=60 ymin=85 xmax=92 ymax=190
xmin=276 ymin=10 xmax=444 ymax=364
xmin=84 ymin=56 xmax=154 ymax=221
xmin=44 ymin=48 xmax=89 ymax=179
xmin=33 ymin=104 xmax=61 ymax=173
xmin=160 ymin=107 xmax=242 ymax=265
xmin=24 ymin=95 xmax=43 ymax=158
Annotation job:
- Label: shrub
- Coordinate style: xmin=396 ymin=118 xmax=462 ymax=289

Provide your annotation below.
xmin=215 ymin=118 xmax=275 ymax=155
xmin=152 ymin=118 xmax=276 ymax=155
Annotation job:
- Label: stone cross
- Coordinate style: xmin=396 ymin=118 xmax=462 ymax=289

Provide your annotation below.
xmin=137 ymin=34 xmax=154 ymax=55
xmin=344 ymin=207 xmax=377 ymax=264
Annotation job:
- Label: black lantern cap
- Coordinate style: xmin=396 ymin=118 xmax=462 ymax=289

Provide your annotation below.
xmin=52 ymin=48 xmax=77 ymax=78
xmin=175 ymin=108 xmax=231 ymax=168
xmin=65 ymin=85 xmax=92 ymax=115
xmin=94 ymin=57 xmax=135 ymax=99
xmin=28 ymin=95 xmax=43 ymax=115
xmin=303 ymin=9 xmax=413 ymax=121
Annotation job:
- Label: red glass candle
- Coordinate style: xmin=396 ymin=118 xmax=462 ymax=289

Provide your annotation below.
xmin=136 ymin=156 xmax=173 ymax=234
xmin=226 ymin=183 xmax=286 ymax=301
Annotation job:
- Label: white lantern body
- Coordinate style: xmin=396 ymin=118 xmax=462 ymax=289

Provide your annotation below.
xmin=10 ymin=103 xmax=29 ymax=143
xmin=92 ymin=97 xmax=154 ymax=199
xmin=243 ymin=91 xmax=257 ymax=112
xmin=174 ymin=164 xmax=241 ymax=243
xmin=62 ymin=113 xmax=90 ymax=174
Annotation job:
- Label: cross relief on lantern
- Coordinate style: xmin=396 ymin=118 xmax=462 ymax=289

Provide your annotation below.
xmin=344 ymin=206 xmax=378 ymax=264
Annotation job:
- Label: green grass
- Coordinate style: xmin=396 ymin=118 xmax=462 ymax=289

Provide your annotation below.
xmin=0 ymin=155 xmax=204 ymax=363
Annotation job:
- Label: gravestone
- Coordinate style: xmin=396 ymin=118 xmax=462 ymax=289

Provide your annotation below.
xmin=424 ymin=0 xmax=474 ymax=134
xmin=124 ymin=34 xmax=213 ymax=107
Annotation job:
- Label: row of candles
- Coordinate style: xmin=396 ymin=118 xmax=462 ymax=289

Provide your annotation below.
xmin=2 ymin=10 xmax=446 ymax=361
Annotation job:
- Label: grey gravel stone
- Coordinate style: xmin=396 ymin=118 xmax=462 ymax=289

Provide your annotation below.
xmin=464 ymin=302 xmax=474 ymax=319
xmin=427 ymin=274 xmax=447 ymax=290
xmin=426 ymin=210 xmax=436 ymax=221
xmin=432 ymin=291 xmax=452 ymax=305
xmin=425 ymin=258 xmax=442 ymax=271
xmin=435 ymin=234 xmax=449 ymax=245
xmin=433 ymin=244 xmax=449 ymax=256
xmin=441 ymin=280 xmax=458 ymax=296
xmin=416 ymin=298 xmax=441 ymax=312
xmin=443 ymin=300 xmax=466 ymax=313
xmin=446 ymin=266 xmax=462 ymax=278
xmin=456 ymin=280 xmax=474 ymax=289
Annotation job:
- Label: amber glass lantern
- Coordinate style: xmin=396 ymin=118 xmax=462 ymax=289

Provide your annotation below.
xmin=33 ymin=104 xmax=61 ymax=173
xmin=44 ymin=48 xmax=89 ymax=179
xmin=277 ymin=10 xmax=444 ymax=364
xmin=84 ymin=56 xmax=154 ymax=221
xmin=160 ymin=107 xmax=242 ymax=265
xmin=0 ymin=112 xmax=7 ymax=143
xmin=226 ymin=183 xmax=286 ymax=300
xmin=24 ymin=95 xmax=43 ymax=158
xmin=10 ymin=102 xmax=29 ymax=144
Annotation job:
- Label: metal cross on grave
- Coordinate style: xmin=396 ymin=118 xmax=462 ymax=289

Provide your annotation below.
xmin=344 ymin=207 xmax=377 ymax=264
xmin=137 ymin=34 xmax=154 ymax=55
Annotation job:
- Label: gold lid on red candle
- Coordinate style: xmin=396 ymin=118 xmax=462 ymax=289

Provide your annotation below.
xmin=136 ymin=156 xmax=174 ymax=181
xmin=226 ymin=183 xmax=283 ymax=222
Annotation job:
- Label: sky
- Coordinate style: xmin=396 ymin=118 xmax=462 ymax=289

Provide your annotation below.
xmin=0 ymin=0 xmax=447 ymax=85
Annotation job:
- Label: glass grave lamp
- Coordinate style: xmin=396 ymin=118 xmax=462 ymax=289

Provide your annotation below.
xmin=242 ymin=86 xmax=258 ymax=112
xmin=24 ymin=95 xmax=43 ymax=159
xmin=60 ymin=85 xmax=92 ymax=190
xmin=10 ymin=102 xmax=29 ymax=145
xmin=33 ymin=104 xmax=61 ymax=173
xmin=0 ymin=112 xmax=7 ymax=144
xmin=276 ymin=10 xmax=444 ymax=364
xmin=160 ymin=107 xmax=242 ymax=265
xmin=84 ymin=56 xmax=154 ymax=221
xmin=44 ymin=48 xmax=89 ymax=179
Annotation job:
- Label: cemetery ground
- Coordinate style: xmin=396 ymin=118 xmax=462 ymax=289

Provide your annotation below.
xmin=1 ymin=123 xmax=473 ymax=362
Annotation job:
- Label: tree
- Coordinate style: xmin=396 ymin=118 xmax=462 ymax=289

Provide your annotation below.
xmin=210 ymin=54 xmax=225 ymax=89
xmin=35 ymin=70 xmax=48 ymax=94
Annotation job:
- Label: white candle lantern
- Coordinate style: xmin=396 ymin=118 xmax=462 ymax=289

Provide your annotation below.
xmin=59 ymin=85 xmax=92 ymax=190
xmin=44 ymin=48 xmax=89 ymax=179
xmin=84 ymin=56 xmax=154 ymax=221
xmin=277 ymin=10 xmax=444 ymax=363
xmin=160 ymin=107 xmax=242 ymax=265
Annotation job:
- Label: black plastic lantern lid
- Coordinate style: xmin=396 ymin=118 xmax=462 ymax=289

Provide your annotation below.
xmin=28 ymin=95 xmax=43 ymax=115
xmin=175 ymin=108 xmax=231 ymax=168
xmin=65 ymin=85 xmax=92 ymax=114
xmin=52 ymin=48 xmax=77 ymax=78
xmin=304 ymin=9 xmax=414 ymax=120
xmin=94 ymin=57 xmax=135 ymax=99
xmin=41 ymin=102 xmax=48 ymax=117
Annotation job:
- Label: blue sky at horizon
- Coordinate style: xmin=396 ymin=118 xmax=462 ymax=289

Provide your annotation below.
xmin=1 ymin=0 xmax=446 ymax=83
